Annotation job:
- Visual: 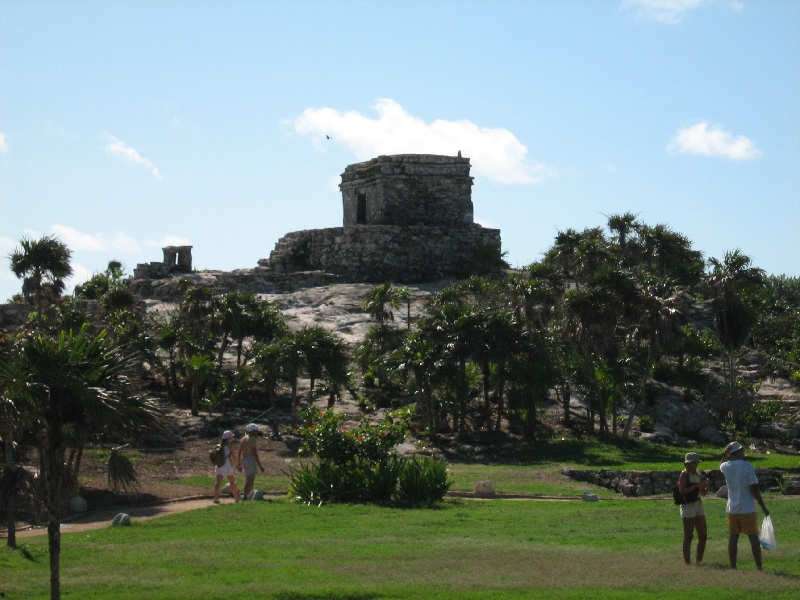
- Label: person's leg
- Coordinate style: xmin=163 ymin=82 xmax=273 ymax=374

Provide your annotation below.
xmin=695 ymin=515 xmax=707 ymax=564
xmin=748 ymin=534 xmax=763 ymax=571
xmin=227 ymin=475 xmax=240 ymax=501
xmin=682 ymin=518 xmax=695 ymax=564
xmin=728 ymin=533 xmax=739 ymax=569
xmin=214 ymin=474 xmax=223 ymax=503
xmin=244 ymin=474 xmax=255 ymax=498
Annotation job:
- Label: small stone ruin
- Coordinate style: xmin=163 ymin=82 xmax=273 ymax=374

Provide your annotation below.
xmin=133 ymin=246 xmax=193 ymax=280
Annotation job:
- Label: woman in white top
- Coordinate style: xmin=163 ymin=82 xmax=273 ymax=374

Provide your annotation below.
xmin=678 ymin=451 xmax=710 ymax=564
xmin=213 ymin=430 xmax=242 ymax=504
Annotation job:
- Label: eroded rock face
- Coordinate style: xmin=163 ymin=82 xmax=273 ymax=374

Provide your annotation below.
xmin=653 ymin=386 xmax=712 ymax=438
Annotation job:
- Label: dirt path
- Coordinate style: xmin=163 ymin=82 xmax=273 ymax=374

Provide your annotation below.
xmin=11 ymin=496 xmax=240 ymax=538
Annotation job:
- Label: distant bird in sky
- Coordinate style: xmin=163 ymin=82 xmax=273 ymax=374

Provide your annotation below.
xmin=326 ymin=135 xmax=330 ymax=139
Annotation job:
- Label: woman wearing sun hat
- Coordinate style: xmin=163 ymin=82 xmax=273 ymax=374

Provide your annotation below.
xmin=213 ymin=430 xmax=242 ymax=504
xmin=678 ymin=451 xmax=710 ymax=564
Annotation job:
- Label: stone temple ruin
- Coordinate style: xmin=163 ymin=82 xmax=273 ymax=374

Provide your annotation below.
xmin=128 ymin=154 xmax=502 ymax=298
xmin=134 ymin=246 xmax=194 ymax=280
xmin=261 ymin=154 xmax=501 ymax=282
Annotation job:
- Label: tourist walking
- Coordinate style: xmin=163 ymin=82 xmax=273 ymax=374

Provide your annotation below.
xmin=678 ymin=452 xmax=709 ymax=564
xmin=239 ymin=423 xmax=266 ymax=498
xmin=720 ymin=441 xmax=770 ymax=570
xmin=213 ymin=430 xmax=242 ymax=504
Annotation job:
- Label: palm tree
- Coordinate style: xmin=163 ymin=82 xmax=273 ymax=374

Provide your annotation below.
xmin=395 ymin=334 xmax=441 ymax=432
xmin=3 ymin=325 xmax=161 ymax=600
xmin=621 ymin=277 xmax=688 ymax=439
xmin=363 ymin=283 xmax=401 ymax=326
xmin=185 ymin=354 xmax=217 ymax=416
xmin=9 ymin=236 xmax=73 ymax=325
xmin=706 ymin=250 xmax=765 ymax=424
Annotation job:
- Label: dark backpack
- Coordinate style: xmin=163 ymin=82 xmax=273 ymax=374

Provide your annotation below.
xmin=209 ymin=443 xmax=226 ymax=467
xmin=673 ymin=481 xmax=700 ymax=505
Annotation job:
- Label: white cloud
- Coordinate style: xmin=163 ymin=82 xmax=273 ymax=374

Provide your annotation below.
xmin=51 ymin=225 xmax=143 ymax=253
xmin=65 ymin=263 xmax=92 ymax=291
xmin=0 ymin=132 xmax=8 ymax=153
xmin=144 ymin=235 xmax=191 ymax=249
xmin=667 ymin=122 xmax=761 ymax=160
xmin=103 ymin=133 xmax=163 ymax=179
xmin=292 ymin=99 xmax=556 ymax=184
xmin=0 ymin=236 xmax=16 ymax=253
xmin=622 ymin=0 xmax=706 ymax=24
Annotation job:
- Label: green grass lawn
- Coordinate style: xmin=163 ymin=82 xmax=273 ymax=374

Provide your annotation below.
xmin=3 ymin=497 xmax=799 ymax=599
xmin=171 ymin=437 xmax=799 ymax=498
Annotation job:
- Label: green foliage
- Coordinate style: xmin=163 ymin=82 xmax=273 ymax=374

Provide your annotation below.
xmin=107 ymin=448 xmax=140 ymax=494
xmin=637 ymin=415 xmax=655 ymax=432
xmin=289 ymin=408 xmax=449 ymax=506
xmin=296 ymin=407 xmax=407 ymax=464
xmin=738 ymin=399 xmax=786 ymax=428
xmin=396 ymin=455 xmax=453 ymax=506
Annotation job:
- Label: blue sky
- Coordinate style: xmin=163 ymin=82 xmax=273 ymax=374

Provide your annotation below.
xmin=1 ymin=0 xmax=798 ymax=301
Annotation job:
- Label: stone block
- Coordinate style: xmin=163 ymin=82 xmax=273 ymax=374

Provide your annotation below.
xmin=68 ymin=496 xmax=87 ymax=513
xmin=112 ymin=513 xmax=131 ymax=526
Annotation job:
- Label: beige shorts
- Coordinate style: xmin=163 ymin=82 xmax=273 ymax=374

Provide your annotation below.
xmin=680 ymin=500 xmax=705 ymax=519
xmin=728 ymin=512 xmax=759 ymax=536
xmin=241 ymin=456 xmax=258 ymax=476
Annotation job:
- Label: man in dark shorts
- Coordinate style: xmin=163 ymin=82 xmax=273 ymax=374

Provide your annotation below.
xmin=720 ymin=441 xmax=770 ymax=570
xmin=239 ymin=423 xmax=265 ymax=499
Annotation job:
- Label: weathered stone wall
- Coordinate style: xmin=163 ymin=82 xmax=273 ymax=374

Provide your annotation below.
xmin=129 ymin=269 xmax=339 ymax=301
xmin=340 ymin=154 xmax=474 ymax=228
xmin=0 ymin=299 xmax=105 ymax=330
xmin=559 ymin=466 xmax=798 ymax=497
xmin=264 ymin=224 xmax=501 ymax=283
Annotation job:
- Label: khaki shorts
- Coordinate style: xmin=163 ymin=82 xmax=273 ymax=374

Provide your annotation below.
xmin=680 ymin=500 xmax=705 ymax=519
xmin=241 ymin=455 xmax=258 ymax=476
xmin=728 ymin=512 xmax=759 ymax=536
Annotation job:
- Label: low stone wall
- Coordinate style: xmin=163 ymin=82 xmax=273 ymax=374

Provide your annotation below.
xmin=0 ymin=303 xmax=29 ymax=329
xmin=0 ymin=300 xmax=103 ymax=330
xmin=128 ymin=269 xmax=340 ymax=301
xmin=264 ymin=224 xmax=501 ymax=283
xmin=558 ymin=466 xmax=797 ymax=497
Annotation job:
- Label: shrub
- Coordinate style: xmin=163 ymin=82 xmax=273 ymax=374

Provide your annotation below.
xmin=288 ymin=408 xmax=449 ymax=506
xmin=396 ymin=455 xmax=453 ymax=507
xmin=638 ymin=415 xmax=655 ymax=433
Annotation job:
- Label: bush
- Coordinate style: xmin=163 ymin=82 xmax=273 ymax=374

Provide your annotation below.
xmin=397 ymin=455 xmax=453 ymax=507
xmin=288 ymin=408 xmax=450 ymax=506
xmin=638 ymin=415 xmax=655 ymax=433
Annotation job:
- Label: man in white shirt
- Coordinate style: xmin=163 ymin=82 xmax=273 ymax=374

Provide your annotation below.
xmin=720 ymin=441 xmax=770 ymax=570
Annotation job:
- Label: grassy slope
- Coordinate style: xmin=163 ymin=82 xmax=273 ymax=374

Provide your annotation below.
xmin=3 ymin=497 xmax=799 ymax=599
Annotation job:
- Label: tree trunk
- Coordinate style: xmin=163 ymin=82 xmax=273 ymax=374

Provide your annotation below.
xmin=482 ymin=361 xmax=492 ymax=433
xmin=217 ymin=336 xmax=230 ymax=368
xmin=290 ymin=380 xmax=298 ymax=428
xmin=622 ymin=346 xmax=656 ymax=440
xmin=494 ymin=371 xmax=506 ymax=432
xmin=612 ymin=398 xmax=618 ymax=437
xmin=44 ymin=428 xmax=64 ymax=600
xmin=458 ymin=358 xmax=467 ymax=434
xmin=561 ymin=383 xmax=571 ymax=426
xmin=191 ymin=382 xmax=199 ymax=416
xmin=236 ymin=338 xmax=244 ymax=367
xmin=5 ymin=422 xmax=15 ymax=548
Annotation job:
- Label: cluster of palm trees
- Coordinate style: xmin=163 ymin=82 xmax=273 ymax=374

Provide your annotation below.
xmin=354 ymin=213 xmax=786 ymax=440
xmin=2 ymin=237 xmax=161 ymax=600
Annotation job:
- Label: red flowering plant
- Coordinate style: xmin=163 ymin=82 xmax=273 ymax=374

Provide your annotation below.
xmin=296 ymin=406 xmax=407 ymax=465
